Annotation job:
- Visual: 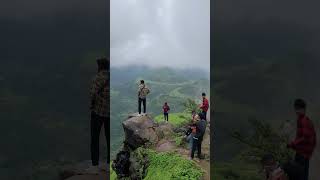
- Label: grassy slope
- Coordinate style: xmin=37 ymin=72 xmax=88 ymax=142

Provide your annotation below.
xmin=154 ymin=112 xmax=190 ymax=127
xmin=144 ymin=150 xmax=203 ymax=180
xmin=110 ymin=149 xmax=204 ymax=180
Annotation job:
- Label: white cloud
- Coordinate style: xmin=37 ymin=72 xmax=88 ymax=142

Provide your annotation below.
xmin=111 ymin=0 xmax=210 ymax=71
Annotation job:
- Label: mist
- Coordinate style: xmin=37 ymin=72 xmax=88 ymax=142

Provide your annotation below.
xmin=110 ymin=0 xmax=210 ymax=72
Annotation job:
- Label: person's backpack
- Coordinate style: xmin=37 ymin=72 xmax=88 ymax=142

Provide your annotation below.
xmin=139 ymin=85 xmax=150 ymax=97
xmin=143 ymin=86 xmax=150 ymax=95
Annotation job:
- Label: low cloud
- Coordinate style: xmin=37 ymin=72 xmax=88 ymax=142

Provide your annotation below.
xmin=111 ymin=0 xmax=210 ymax=71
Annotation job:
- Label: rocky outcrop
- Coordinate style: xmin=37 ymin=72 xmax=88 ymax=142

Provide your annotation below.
xmin=113 ymin=113 xmax=211 ymax=179
xmin=112 ymin=114 xmax=164 ymax=179
xmin=122 ymin=113 xmax=159 ymax=150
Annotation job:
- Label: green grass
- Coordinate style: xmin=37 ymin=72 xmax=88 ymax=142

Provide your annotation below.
xmin=109 ymin=148 xmax=203 ymax=180
xmin=144 ymin=149 xmax=203 ymax=180
xmin=154 ymin=112 xmax=190 ymax=127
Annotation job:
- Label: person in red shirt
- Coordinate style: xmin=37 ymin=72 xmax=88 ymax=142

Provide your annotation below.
xmin=287 ymin=99 xmax=316 ymax=180
xmin=163 ymin=102 xmax=170 ymax=122
xmin=200 ymin=93 xmax=209 ymax=120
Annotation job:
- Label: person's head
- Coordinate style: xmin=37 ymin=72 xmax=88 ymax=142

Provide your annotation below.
xmin=193 ymin=114 xmax=200 ymax=122
xmin=261 ymin=154 xmax=277 ymax=175
xmin=202 ymin=92 xmax=206 ymax=98
xmin=164 ymin=102 xmax=167 ymax=105
xmin=140 ymin=80 xmax=144 ymax=84
xmin=97 ymin=57 xmax=108 ymax=72
xmin=294 ymin=98 xmax=306 ymax=117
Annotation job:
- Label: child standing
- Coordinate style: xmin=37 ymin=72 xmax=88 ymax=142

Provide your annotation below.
xmin=163 ymin=102 xmax=170 ymax=122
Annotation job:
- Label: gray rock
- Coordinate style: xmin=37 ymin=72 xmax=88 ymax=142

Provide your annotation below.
xmin=122 ymin=114 xmax=159 ymax=150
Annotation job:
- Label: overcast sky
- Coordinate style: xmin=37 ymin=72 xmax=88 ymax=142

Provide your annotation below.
xmin=110 ymin=0 xmax=210 ymax=71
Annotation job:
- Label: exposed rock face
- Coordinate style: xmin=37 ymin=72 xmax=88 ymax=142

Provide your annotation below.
xmin=112 ymin=114 xmax=161 ymax=179
xmin=122 ymin=113 xmax=159 ymax=150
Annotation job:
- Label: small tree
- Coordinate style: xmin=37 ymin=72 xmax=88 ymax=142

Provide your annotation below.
xmin=183 ymin=98 xmax=201 ymax=114
xmin=231 ymin=118 xmax=295 ymax=165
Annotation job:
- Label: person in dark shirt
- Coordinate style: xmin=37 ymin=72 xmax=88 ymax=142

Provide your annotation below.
xmin=190 ymin=112 xmax=207 ymax=160
xmin=186 ymin=114 xmax=199 ymax=157
xmin=287 ymin=99 xmax=316 ymax=180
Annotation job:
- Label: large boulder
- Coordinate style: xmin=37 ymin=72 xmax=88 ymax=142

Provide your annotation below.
xmin=122 ymin=114 xmax=159 ymax=150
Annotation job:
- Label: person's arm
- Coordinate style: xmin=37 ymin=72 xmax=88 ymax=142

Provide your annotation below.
xmin=290 ymin=119 xmax=312 ymax=148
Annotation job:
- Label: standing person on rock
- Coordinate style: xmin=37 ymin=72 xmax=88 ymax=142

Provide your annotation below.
xmin=199 ymin=93 xmax=209 ymax=121
xmin=287 ymin=99 xmax=316 ymax=180
xmin=138 ymin=80 xmax=150 ymax=116
xmin=190 ymin=112 xmax=207 ymax=161
xmin=163 ymin=102 xmax=170 ymax=122
xmin=86 ymin=57 xmax=110 ymax=174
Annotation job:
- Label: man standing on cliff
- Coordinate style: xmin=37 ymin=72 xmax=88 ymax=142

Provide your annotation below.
xmin=199 ymin=92 xmax=209 ymax=120
xmin=138 ymin=80 xmax=150 ymax=116
xmin=287 ymin=99 xmax=316 ymax=180
xmin=87 ymin=57 xmax=110 ymax=174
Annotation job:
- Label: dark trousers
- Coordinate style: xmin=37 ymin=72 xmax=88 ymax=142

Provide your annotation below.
xmin=91 ymin=111 xmax=110 ymax=166
xmin=191 ymin=136 xmax=203 ymax=159
xmin=295 ymin=154 xmax=309 ymax=180
xmin=164 ymin=113 xmax=169 ymax=121
xmin=202 ymin=111 xmax=207 ymax=120
xmin=138 ymin=98 xmax=146 ymax=114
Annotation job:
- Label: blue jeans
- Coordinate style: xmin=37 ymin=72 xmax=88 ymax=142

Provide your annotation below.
xmin=164 ymin=113 xmax=169 ymax=121
xmin=187 ymin=134 xmax=194 ymax=151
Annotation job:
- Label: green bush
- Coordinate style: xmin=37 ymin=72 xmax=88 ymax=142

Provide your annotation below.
xmin=143 ymin=148 xmax=203 ymax=180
